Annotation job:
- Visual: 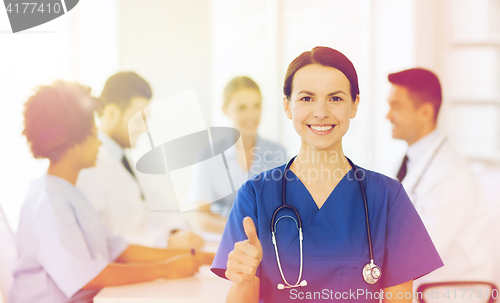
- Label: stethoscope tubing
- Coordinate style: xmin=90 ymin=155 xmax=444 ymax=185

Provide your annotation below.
xmin=272 ymin=215 xmax=304 ymax=288
xmin=356 ymin=167 xmax=374 ymax=261
xmin=271 ymin=156 xmax=302 ymax=233
xmin=271 ymin=156 xmax=380 ymax=287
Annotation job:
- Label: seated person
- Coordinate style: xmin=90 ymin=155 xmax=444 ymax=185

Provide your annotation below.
xmin=77 ymin=72 xmax=203 ymax=249
xmin=187 ymin=76 xmax=287 ymax=233
xmin=9 ymin=81 xmax=213 ymax=303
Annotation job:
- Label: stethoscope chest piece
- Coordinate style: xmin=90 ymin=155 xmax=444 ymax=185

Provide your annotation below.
xmin=362 ymin=260 xmax=381 ymax=284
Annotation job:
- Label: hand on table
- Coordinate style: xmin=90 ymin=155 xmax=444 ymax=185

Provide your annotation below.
xmin=195 ymin=251 xmax=215 ymax=266
xmin=225 ymin=217 xmax=262 ymax=283
xmin=168 ymin=230 xmax=205 ymax=250
xmin=162 ymin=254 xmax=203 ymax=279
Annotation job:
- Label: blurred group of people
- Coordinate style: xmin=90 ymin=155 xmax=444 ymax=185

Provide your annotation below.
xmin=2 ymin=60 xmax=495 ymax=302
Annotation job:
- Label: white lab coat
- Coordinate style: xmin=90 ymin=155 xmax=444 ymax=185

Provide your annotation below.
xmin=9 ymin=175 xmax=128 ymax=303
xmin=77 ymin=132 xmax=185 ymax=248
xmin=475 ymin=167 xmax=500 ymax=290
xmin=400 ymin=130 xmax=493 ymax=290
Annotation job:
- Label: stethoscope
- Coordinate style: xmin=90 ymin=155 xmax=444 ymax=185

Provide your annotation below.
xmin=271 ymin=156 xmax=381 ymax=290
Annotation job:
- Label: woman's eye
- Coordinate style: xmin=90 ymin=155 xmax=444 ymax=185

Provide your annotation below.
xmin=330 ymin=96 xmax=342 ymax=102
xmin=300 ymin=96 xmax=312 ymax=102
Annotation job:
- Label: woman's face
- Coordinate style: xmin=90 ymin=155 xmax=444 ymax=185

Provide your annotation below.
xmin=283 ymin=64 xmax=359 ymax=152
xmin=223 ymin=88 xmax=262 ymax=138
xmin=74 ymin=125 xmax=101 ymax=168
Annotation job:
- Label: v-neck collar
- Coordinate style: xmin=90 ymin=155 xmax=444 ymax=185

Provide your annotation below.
xmin=287 ymin=168 xmax=353 ymax=211
xmin=284 ymin=167 xmax=355 ymax=232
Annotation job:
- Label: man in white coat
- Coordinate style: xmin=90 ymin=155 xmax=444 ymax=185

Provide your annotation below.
xmin=77 ymin=72 xmax=203 ymax=249
xmin=386 ymin=68 xmax=493 ymax=291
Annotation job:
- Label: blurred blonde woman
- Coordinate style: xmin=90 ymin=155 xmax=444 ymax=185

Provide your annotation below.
xmin=189 ymin=76 xmax=286 ymax=233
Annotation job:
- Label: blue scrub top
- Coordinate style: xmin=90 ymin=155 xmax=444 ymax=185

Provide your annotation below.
xmin=212 ymin=163 xmax=443 ymax=302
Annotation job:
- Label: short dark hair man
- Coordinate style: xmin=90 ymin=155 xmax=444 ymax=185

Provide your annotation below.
xmin=77 ymin=72 xmax=204 ymax=249
xmin=386 ymin=68 xmax=493 ymax=288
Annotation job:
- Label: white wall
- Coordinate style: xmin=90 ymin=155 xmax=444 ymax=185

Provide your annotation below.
xmin=119 ymin=0 xmax=212 ymax=120
xmin=364 ymin=0 xmax=417 ymax=175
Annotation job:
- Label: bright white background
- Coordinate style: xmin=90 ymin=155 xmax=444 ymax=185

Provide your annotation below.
xmin=0 ymin=0 xmax=499 ymax=233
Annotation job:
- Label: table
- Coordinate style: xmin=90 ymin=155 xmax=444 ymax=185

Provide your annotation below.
xmin=93 ymin=266 xmax=231 ymax=303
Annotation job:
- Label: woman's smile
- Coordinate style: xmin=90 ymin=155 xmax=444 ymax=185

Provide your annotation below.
xmin=307 ymin=124 xmax=335 ymax=134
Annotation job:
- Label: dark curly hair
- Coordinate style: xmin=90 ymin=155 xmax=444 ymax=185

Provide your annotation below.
xmin=23 ymin=81 xmax=102 ymax=161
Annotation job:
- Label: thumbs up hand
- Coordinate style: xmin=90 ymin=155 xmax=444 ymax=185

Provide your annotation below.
xmin=225 ymin=217 xmax=263 ymax=283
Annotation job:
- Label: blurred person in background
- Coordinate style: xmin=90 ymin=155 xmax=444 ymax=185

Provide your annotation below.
xmin=188 ymin=76 xmax=286 ymax=233
xmin=10 ymin=81 xmax=213 ymax=303
xmin=77 ymin=72 xmax=204 ymax=249
xmin=386 ymin=68 xmax=493 ymax=290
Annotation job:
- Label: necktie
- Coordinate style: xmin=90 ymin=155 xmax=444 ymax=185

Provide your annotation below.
xmin=397 ymin=155 xmax=409 ymax=182
xmin=121 ymin=155 xmax=136 ymax=177
xmin=121 ymin=155 xmax=145 ymax=200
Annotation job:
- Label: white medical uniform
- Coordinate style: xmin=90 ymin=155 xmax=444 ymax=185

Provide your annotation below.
xmin=400 ymin=130 xmax=493 ymax=289
xmin=9 ymin=175 xmax=128 ymax=303
xmin=77 ymin=132 xmax=184 ymax=248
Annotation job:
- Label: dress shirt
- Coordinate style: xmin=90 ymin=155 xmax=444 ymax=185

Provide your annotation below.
xmin=405 ymin=129 xmax=441 ymax=184
xmin=77 ymin=131 xmax=185 ymax=248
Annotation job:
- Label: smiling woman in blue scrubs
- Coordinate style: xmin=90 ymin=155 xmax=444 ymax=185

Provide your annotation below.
xmin=211 ymin=47 xmax=443 ymax=302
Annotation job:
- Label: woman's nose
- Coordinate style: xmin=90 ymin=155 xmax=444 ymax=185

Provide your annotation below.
xmin=313 ymin=101 xmax=329 ymax=119
xmin=245 ymin=107 xmax=260 ymax=119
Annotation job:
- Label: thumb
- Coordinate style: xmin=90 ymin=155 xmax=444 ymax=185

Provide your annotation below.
xmin=243 ymin=216 xmax=261 ymax=247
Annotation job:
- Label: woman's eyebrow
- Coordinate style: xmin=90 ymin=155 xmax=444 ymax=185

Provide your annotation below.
xmin=327 ymin=90 xmax=347 ymax=96
xmin=298 ymin=90 xmax=315 ymax=95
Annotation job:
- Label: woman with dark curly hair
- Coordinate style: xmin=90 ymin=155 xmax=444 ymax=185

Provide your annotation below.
xmin=10 ymin=81 xmax=213 ymax=303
